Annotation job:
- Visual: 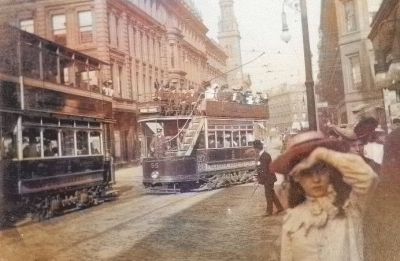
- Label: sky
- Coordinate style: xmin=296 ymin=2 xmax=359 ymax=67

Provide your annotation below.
xmin=194 ymin=0 xmax=321 ymax=92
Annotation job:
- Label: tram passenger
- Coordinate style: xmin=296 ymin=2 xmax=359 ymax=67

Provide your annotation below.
xmin=23 ymin=137 xmax=40 ymax=158
xmin=150 ymin=128 xmax=167 ymax=158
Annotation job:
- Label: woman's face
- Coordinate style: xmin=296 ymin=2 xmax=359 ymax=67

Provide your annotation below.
xmin=294 ymin=163 xmax=331 ymax=198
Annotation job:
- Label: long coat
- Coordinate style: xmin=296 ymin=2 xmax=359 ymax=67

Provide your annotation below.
xmin=256 ymin=151 xmax=277 ymax=185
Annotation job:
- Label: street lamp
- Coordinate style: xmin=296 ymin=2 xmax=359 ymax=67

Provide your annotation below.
xmin=280 ymin=0 xmax=317 ymax=130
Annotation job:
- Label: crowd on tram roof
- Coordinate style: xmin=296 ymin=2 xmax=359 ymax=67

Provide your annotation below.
xmin=152 ymin=82 xmax=267 ymax=116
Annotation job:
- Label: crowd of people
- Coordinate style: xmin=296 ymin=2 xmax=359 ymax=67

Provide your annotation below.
xmin=152 ymin=83 xmax=267 ymax=116
xmin=253 ymin=116 xmax=400 ymax=261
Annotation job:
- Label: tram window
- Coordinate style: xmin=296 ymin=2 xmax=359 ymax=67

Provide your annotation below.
xmin=224 ymin=131 xmax=232 ymax=148
xmin=22 ymin=128 xmax=41 ymax=158
xmin=42 ymin=117 xmax=59 ymax=126
xmin=216 ymin=131 xmax=224 ymax=148
xmin=208 ymin=132 xmax=216 ymax=148
xmin=247 ymin=131 xmax=254 ymax=146
xmin=90 ymin=122 xmax=101 ymax=128
xmin=77 ymin=131 xmax=89 ymax=155
xmin=61 ymin=130 xmax=74 ymax=156
xmin=89 ymin=131 xmax=101 ymax=155
xmin=240 ymin=131 xmax=247 ymax=146
xmin=208 ymin=125 xmax=215 ymax=130
xmin=76 ymin=120 xmax=89 ymax=128
xmin=233 ymin=131 xmax=240 ymax=147
xmin=1 ymin=134 xmax=16 ymax=159
xmin=23 ymin=116 xmax=41 ymax=125
xmin=240 ymin=126 xmax=246 ymax=130
xmin=43 ymin=129 xmax=59 ymax=157
xmin=60 ymin=119 xmax=74 ymax=127
xmin=233 ymin=126 xmax=239 ymax=129
xmin=216 ymin=125 xmax=224 ymax=130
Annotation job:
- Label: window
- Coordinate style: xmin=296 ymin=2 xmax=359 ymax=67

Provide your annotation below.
xmin=117 ymin=65 xmax=123 ymax=96
xmin=20 ymin=19 xmax=34 ymax=33
xmin=208 ymin=132 xmax=216 ymax=148
xmin=78 ymin=11 xmax=93 ymax=43
xmin=61 ymin=130 xmax=74 ymax=156
xmin=43 ymin=129 xmax=59 ymax=157
xmin=52 ymin=14 xmax=67 ymax=45
xmin=344 ymin=1 xmax=357 ymax=32
xmin=76 ymin=131 xmax=89 ymax=155
xmin=349 ymin=54 xmax=361 ymax=89
xmin=216 ymin=131 xmax=224 ymax=148
xmin=90 ymin=131 xmax=101 ymax=154
xmin=22 ymin=128 xmax=41 ymax=158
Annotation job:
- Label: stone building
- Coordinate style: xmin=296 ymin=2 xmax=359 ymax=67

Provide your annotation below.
xmin=317 ymin=0 xmax=345 ymax=127
xmin=369 ymin=0 xmax=400 ymax=130
xmin=266 ymin=83 xmax=308 ymax=133
xmin=0 ymin=0 xmax=227 ymax=166
xmin=318 ymin=0 xmax=385 ymax=126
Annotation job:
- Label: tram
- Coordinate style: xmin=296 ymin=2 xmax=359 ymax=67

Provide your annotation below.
xmin=139 ymin=90 xmax=269 ymax=193
xmin=0 ymin=25 xmax=115 ymax=226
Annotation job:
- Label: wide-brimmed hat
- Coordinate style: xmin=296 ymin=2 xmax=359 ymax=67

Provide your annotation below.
xmin=328 ymin=125 xmax=357 ymax=140
xmin=354 ymin=117 xmax=378 ymax=138
xmin=271 ymin=131 xmax=349 ymax=175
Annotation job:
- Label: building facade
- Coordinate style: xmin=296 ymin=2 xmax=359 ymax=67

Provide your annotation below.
xmin=266 ymin=83 xmax=308 ymax=133
xmin=369 ymin=0 xmax=400 ymax=130
xmin=0 ymin=0 xmax=228 ymax=166
xmin=317 ymin=0 xmax=345 ymax=128
xmin=326 ymin=0 xmax=384 ymax=125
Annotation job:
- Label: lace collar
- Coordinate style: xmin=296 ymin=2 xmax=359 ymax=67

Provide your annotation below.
xmin=283 ymin=185 xmax=339 ymax=237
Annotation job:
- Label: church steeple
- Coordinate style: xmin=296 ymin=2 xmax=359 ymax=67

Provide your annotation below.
xmin=218 ymin=0 xmax=244 ymax=89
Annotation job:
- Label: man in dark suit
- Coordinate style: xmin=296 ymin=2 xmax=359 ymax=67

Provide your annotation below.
xmin=254 ymin=140 xmax=284 ymax=216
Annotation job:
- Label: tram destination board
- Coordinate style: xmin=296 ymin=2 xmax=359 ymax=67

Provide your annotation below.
xmin=205 ymin=100 xmax=269 ymax=119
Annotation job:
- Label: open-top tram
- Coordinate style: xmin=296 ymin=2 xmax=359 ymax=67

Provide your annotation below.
xmin=0 ymin=25 xmax=115 ymax=226
xmin=140 ymin=95 xmax=269 ymax=193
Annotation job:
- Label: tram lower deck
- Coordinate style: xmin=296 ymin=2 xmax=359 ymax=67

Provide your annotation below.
xmin=140 ymin=102 xmax=269 ymax=193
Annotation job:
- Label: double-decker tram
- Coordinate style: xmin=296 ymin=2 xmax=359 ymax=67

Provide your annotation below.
xmin=139 ymin=87 xmax=269 ymax=193
xmin=0 ymin=25 xmax=115 ymax=226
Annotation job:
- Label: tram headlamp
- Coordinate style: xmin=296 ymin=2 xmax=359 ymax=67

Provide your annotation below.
xmin=151 ymin=170 xmax=160 ymax=179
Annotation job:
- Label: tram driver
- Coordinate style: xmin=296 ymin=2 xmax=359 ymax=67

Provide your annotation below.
xmin=150 ymin=128 xmax=167 ymax=158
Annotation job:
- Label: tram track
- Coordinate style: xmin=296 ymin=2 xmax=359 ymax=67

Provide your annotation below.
xmin=2 ymin=189 xmax=221 ymax=260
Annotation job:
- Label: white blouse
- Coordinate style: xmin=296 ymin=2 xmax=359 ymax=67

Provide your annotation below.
xmin=281 ymin=149 xmax=378 ymax=261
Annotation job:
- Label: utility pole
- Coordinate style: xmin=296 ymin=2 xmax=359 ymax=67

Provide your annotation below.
xmin=299 ymin=0 xmax=317 ymax=130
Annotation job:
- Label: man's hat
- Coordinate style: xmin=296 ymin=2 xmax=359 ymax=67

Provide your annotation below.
xmin=354 ymin=117 xmax=378 ymax=138
xmin=328 ymin=124 xmax=357 ymax=141
xmin=271 ymin=131 xmax=349 ymax=175
xmin=253 ymin=139 xmax=263 ymax=150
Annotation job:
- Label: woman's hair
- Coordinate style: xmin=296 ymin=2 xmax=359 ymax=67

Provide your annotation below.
xmin=288 ymin=162 xmax=351 ymax=217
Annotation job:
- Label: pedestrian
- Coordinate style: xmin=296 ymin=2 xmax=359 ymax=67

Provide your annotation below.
xmin=354 ymin=117 xmax=384 ymax=165
xmin=271 ymin=131 xmax=378 ymax=261
xmin=253 ymin=140 xmax=284 ymax=217
xmin=364 ymin=127 xmax=400 ymax=261
xmin=328 ymin=122 xmax=380 ymax=174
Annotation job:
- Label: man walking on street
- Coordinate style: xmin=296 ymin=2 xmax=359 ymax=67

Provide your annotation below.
xmin=253 ymin=140 xmax=284 ymax=217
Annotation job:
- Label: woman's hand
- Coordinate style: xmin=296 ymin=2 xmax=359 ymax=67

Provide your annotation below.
xmin=289 ymin=147 xmax=329 ymax=177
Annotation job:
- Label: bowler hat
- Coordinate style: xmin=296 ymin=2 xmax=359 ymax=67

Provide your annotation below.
xmin=354 ymin=117 xmax=378 ymax=138
xmin=271 ymin=131 xmax=349 ymax=175
xmin=253 ymin=139 xmax=263 ymax=150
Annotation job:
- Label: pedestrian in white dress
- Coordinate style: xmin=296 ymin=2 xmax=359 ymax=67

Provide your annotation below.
xmin=271 ymin=131 xmax=378 ymax=261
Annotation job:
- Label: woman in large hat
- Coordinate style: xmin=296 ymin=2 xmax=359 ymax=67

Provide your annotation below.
xmin=272 ymin=131 xmax=378 ymax=261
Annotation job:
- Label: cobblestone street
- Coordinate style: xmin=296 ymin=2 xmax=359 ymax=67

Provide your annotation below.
xmin=0 ymin=139 xmax=285 ymax=261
